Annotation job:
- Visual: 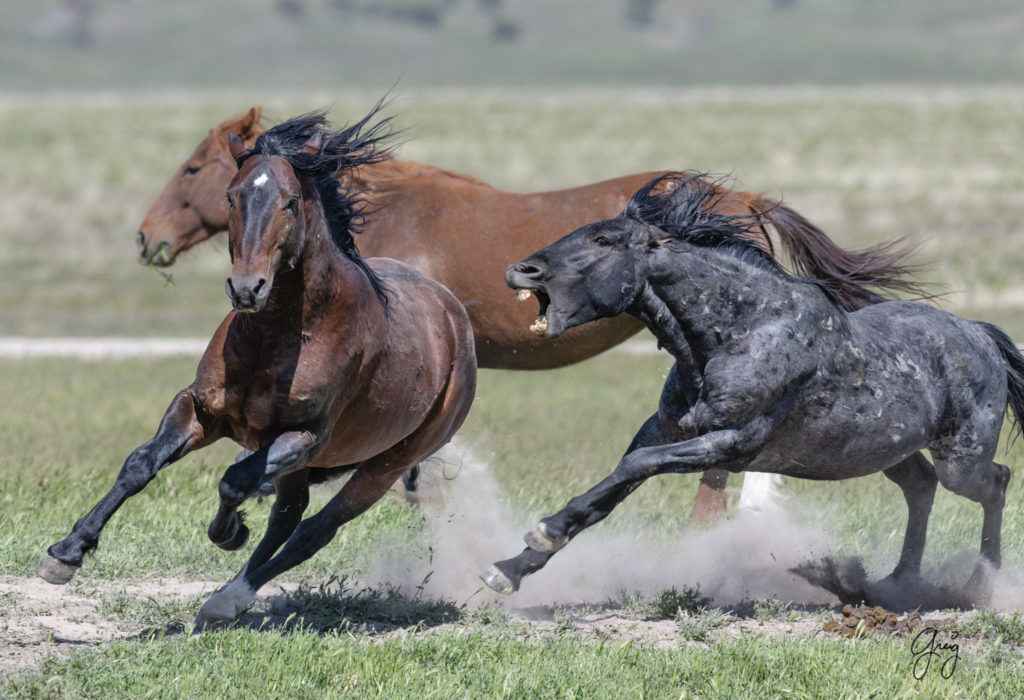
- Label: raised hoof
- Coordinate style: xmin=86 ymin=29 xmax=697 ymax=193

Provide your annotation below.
xmin=524 ymin=522 xmax=567 ymax=554
xmin=480 ymin=565 xmax=517 ymax=595
xmin=37 ymin=552 xmax=79 ymax=585
xmin=209 ymin=522 xmax=250 ymax=552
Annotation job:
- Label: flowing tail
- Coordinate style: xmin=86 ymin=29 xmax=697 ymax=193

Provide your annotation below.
xmin=977 ymin=322 xmax=1024 ymax=443
xmin=755 ymin=197 xmax=929 ymax=312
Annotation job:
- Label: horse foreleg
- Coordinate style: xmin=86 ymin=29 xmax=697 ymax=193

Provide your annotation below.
xmin=881 ymin=452 xmax=937 ymax=581
xmin=39 ymin=389 xmax=212 ymax=584
xmin=239 ymin=469 xmax=311 ymax=576
xmin=481 ymin=414 xmax=772 ymax=594
xmin=197 ymin=460 xmax=404 ymax=623
xmin=208 ymin=428 xmax=322 ymax=550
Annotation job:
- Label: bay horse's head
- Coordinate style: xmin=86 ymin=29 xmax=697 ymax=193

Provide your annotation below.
xmin=223 ymin=107 xmax=392 ymax=313
xmin=137 ymin=107 xmax=264 ymax=266
xmin=506 ymin=173 xmax=769 ymax=338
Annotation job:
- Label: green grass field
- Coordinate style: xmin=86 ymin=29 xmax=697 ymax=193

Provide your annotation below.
xmin=3 ymin=88 xmax=1024 ymax=695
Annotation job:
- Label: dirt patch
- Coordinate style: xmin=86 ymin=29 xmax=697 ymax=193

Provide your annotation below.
xmin=0 ymin=575 xmax=987 ymax=678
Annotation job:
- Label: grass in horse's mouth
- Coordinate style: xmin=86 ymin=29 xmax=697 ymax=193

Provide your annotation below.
xmin=515 ymin=288 xmax=550 ymax=334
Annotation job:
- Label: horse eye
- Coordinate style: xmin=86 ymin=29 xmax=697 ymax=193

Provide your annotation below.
xmin=225 ymin=193 xmax=234 ymax=208
xmin=285 ymin=196 xmax=300 ymax=213
xmin=184 ymin=165 xmax=200 ymax=176
xmin=595 ymin=236 xmax=612 ymax=247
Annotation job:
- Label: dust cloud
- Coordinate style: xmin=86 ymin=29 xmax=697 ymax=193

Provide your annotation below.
xmin=363 ymin=439 xmax=834 ymax=609
xmin=360 ymin=438 xmax=1024 ymax=612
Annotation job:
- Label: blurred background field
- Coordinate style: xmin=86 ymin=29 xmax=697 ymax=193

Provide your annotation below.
xmin=4 ymin=0 xmax=1024 ymax=89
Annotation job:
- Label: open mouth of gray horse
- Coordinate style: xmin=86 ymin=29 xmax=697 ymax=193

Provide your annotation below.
xmin=512 ymin=285 xmax=551 ymax=336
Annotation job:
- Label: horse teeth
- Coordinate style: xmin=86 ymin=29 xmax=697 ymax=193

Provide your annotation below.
xmin=529 ymin=316 xmax=548 ymax=335
xmin=516 ymin=289 xmax=533 ymax=302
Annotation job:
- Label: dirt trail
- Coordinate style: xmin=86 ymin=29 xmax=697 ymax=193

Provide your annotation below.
xmin=0 ymin=574 xmax=979 ymax=678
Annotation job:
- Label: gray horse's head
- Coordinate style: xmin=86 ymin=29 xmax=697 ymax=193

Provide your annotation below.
xmin=507 ymin=172 xmax=769 ymax=339
xmin=505 ymin=215 xmax=663 ymax=338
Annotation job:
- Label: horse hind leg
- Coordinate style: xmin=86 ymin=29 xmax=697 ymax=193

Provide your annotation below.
xmin=933 ymin=447 xmax=1011 ymax=595
xmin=880 ymin=452 xmax=937 ymax=582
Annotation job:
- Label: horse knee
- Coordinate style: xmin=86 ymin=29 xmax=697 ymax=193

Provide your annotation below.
xmin=117 ymin=448 xmax=162 ymax=492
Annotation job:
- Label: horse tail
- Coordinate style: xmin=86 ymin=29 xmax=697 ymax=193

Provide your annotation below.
xmin=977 ymin=321 xmax=1024 ymax=442
xmin=752 ymin=195 xmax=929 ymax=312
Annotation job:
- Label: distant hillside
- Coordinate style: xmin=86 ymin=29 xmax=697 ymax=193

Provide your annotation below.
xmin=3 ymin=0 xmax=1024 ymax=89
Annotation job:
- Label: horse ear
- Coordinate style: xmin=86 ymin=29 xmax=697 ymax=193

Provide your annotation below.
xmin=239 ymin=106 xmax=262 ymax=138
xmin=646 ymin=224 xmax=673 ymax=248
xmin=228 ymin=133 xmax=247 ymax=160
xmin=301 ymin=131 xmax=325 ymax=155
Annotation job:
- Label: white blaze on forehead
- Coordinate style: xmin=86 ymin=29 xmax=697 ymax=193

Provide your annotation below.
xmin=253 ymin=172 xmax=269 ymax=187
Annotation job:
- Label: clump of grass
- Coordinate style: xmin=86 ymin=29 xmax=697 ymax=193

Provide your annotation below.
xmin=552 ymin=607 xmax=578 ymax=638
xmin=676 ymin=608 xmax=734 ymax=643
xmin=99 ymin=592 xmax=202 ymax=628
xmin=608 ymin=586 xmax=711 ymax=619
xmin=464 ymin=602 xmax=510 ymax=627
xmin=651 ymin=586 xmax=712 ymax=619
xmin=752 ymin=598 xmax=802 ymax=622
xmin=279 ymin=576 xmax=460 ymax=631
xmin=940 ymin=609 xmax=1024 ymax=645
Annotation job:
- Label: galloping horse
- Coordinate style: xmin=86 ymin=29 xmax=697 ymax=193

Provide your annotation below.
xmin=484 ymin=173 xmax=1023 ymax=597
xmin=136 ymin=108 xmax=926 ymax=522
xmin=38 ymin=108 xmax=477 ymax=623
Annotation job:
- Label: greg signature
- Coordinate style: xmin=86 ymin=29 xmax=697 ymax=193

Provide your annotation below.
xmin=910 ymin=626 xmax=959 ymax=680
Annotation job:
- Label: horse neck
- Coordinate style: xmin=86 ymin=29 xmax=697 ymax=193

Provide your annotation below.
xmin=346 ymin=157 xmax=493 ymax=192
xmin=636 ymin=246 xmax=814 ymax=364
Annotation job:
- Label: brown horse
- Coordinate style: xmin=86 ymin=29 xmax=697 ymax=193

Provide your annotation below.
xmin=38 ymin=108 xmax=477 ymax=623
xmin=136 ymin=107 xmax=923 ymax=522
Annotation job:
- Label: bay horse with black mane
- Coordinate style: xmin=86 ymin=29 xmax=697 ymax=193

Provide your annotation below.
xmin=484 ymin=173 xmax=1023 ymax=600
xmin=135 ymin=107 xmax=926 ymax=523
xmin=38 ymin=108 xmax=477 ymax=623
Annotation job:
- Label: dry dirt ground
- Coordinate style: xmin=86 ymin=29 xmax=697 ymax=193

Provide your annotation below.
xmin=0 ymin=574 xmax=979 ymax=679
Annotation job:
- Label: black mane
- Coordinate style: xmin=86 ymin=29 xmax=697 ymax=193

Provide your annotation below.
xmin=623 ymin=172 xmax=841 ymax=306
xmin=237 ymin=102 xmax=395 ymax=306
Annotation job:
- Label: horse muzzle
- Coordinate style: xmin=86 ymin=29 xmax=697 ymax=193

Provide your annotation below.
xmin=506 ymin=261 xmax=555 ymax=337
xmin=226 ymin=274 xmax=270 ymax=313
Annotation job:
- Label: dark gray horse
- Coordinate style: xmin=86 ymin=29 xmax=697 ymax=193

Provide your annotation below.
xmin=482 ymin=172 xmax=1024 ymax=597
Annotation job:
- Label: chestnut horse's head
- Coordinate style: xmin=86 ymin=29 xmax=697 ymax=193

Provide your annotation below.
xmin=224 ymin=108 xmax=393 ymax=313
xmin=137 ymin=107 xmax=264 ymax=266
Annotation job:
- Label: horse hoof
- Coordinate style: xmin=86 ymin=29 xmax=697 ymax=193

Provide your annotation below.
xmin=480 ymin=565 xmax=516 ymax=594
xmin=197 ymin=579 xmax=255 ymax=624
xmin=209 ymin=522 xmax=249 ymax=551
xmin=37 ymin=553 xmax=79 ymax=585
xmin=524 ymin=522 xmax=566 ymax=553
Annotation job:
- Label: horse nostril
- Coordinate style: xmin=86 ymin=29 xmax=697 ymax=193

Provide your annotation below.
xmin=513 ymin=262 xmax=545 ymax=279
xmin=253 ymin=278 xmax=267 ymax=295
xmin=137 ymin=231 xmax=147 ymax=252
